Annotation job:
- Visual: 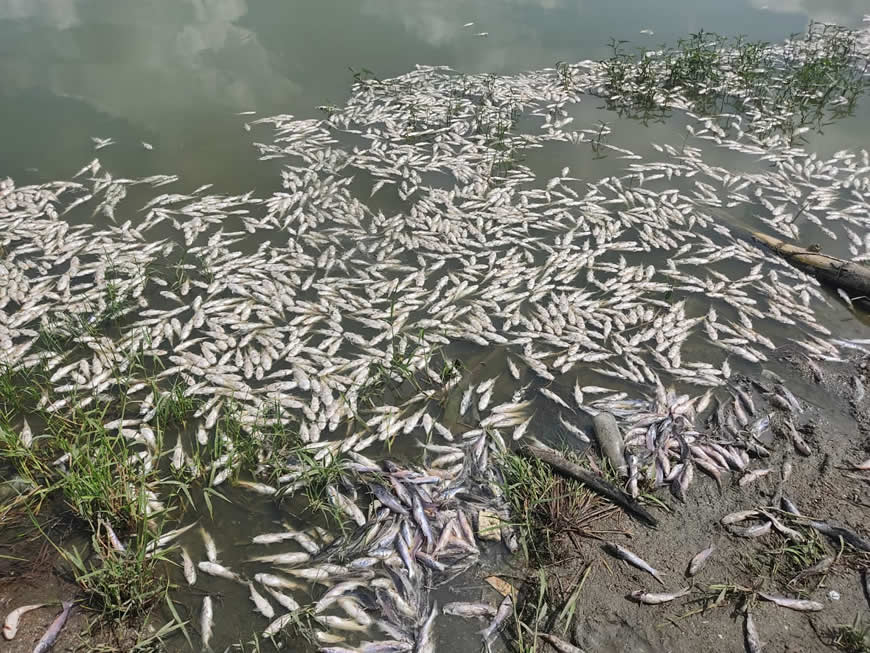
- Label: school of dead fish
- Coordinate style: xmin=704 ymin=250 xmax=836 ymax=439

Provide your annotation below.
xmin=2 ymin=16 xmax=870 ymax=653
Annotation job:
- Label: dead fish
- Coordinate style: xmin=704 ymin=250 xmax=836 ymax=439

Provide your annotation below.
xmin=254 ymin=572 xmax=304 ymax=592
xmin=744 ymin=611 xmax=762 ymax=653
xmin=263 ymin=585 xmax=300 ymax=611
xmin=248 ymin=551 xmax=311 ymax=565
xmin=100 ymin=519 xmax=125 ymax=553
xmin=538 ymin=632 xmax=586 ymax=653
xmin=443 ymin=602 xmax=497 ymax=619
xmin=853 ymin=458 xmax=870 ymax=471
xmin=807 ymin=520 xmax=870 ymax=552
xmin=728 ymin=521 xmax=771 ymax=538
xmin=249 ymin=582 xmax=275 ymax=619
xmin=603 ymin=543 xmax=665 ymax=586
xmin=3 ymin=603 xmax=45 ymax=640
xmin=198 ymin=560 xmax=240 ymax=582
xmin=263 ymin=612 xmax=295 ymax=637
xmin=790 ymin=556 xmax=834 ymax=584
xmin=780 ymin=496 xmax=801 ymax=516
xmin=628 ymin=587 xmax=690 ymax=604
xmin=181 ymin=547 xmax=197 ymax=585
xmin=687 ymin=544 xmax=715 ymax=577
xmin=412 ymin=494 xmax=434 ymax=548
xmin=758 ymin=592 xmax=822 ymax=611
xmin=32 ymin=601 xmax=73 ymax=653
xmin=201 ymin=596 xmax=214 ymax=650
xmin=415 ymin=602 xmax=437 ymax=653
xmin=201 ymin=527 xmax=218 ymax=562
xmin=480 ymin=594 xmax=513 ymax=643
xmin=739 ymin=468 xmax=771 ymax=487
xmin=721 ymin=509 xmax=759 ymax=525
xmin=761 ymin=510 xmax=804 ymax=543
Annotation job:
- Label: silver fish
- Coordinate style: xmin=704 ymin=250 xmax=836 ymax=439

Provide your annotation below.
xmin=442 ymin=602 xmax=497 ymax=619
xmin=201 ymin=596 xmax=214 ymax=650
xmin=604 ymin=543 xmax=666 ymax=586
xmin=758 ymin=592 xmax=822 ymax=611
xmin=181 ymin=547 xmax=197 ymax=585
xmin=415 ymin=602 xmax=438 ymax=653
xmin=32 ymin=601 xmax=73 ymax=653
xmin=629 ymin=587 xmax=690 ymax=604
xmin=248 ymin=582 xmax=275 ymax=619
xmin=744 ymin=611 xmax=762 ymax=653
xmin=538 ymin=633 xmax=586 ymax=653
xmin=198 ymin=560 xmax=240 ymax=582
xmin=480 ymin=595 xmax=513 ymax=643
xmin=728 ymin=521 xmax=772 ymax=538
xmin=687 ymin=544 xmax=714 ymax=577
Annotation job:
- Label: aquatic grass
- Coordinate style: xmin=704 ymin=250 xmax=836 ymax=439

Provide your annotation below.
xmin=602 ymin=22 xmax=870 ymax=140
xmin=153 ymin=377 xmax=200 ymax=429
xmin=513 ymin=569 xmax=549 ymax=653
xmin=501 ymin=450 xmax=615 ymax=564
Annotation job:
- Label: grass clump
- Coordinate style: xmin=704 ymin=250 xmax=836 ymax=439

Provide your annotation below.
xmin=602 ymin=22 xmax=870 ymax=139
xmin=501 ymin=450 xmax=616 ymax=563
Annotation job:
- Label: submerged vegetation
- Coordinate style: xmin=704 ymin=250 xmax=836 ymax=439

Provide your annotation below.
xmin=601 ymin=22 xmax=869 ymax=139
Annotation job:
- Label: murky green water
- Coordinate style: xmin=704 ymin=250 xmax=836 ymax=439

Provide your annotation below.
xmin=0 ymin=0 xmax=864 ymax=190
xmin=2 ymin=1 xmax=870 ymax=651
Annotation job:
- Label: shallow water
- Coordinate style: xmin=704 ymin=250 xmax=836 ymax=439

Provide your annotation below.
xmin=0 ymin=0 xmax=863 ymax=189
xmin=2 ymin=2 xmax=870 ymax=652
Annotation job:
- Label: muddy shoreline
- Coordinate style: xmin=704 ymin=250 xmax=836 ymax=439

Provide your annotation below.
xmin=3 ymin=347 xmax=868 ymax=652
xmin=498 ymin=346 xmax=870 ymax=653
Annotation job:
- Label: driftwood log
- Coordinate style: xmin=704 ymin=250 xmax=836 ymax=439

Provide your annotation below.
xmin=518 ymin=445 xmax=658 ymax=528
xmin=751 ymin=230 xmax=870 ymax=297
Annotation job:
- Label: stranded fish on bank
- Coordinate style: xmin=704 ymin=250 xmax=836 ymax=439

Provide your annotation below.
xmin=603 ymin=543 xmax=666 ymax=586
xmin=629 ymin=587 xmax=690 ymax=604
xmin=744 ymin=611 xmax=763 ymax=653
xmin=538 ymin=632 xmax=586 ymax=653
xmin=3 ymin=603 xmax=45 ymax=640
xmin=32 ymin=601 xmax=73 ymax=653
xmin=686 ymin=544 xmax=715 ymax=576
xmin=758 ymin=592 xmax=823 ymax=612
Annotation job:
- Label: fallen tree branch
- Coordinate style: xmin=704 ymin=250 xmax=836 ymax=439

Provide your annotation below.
xmin=751 ymin=230 xmax=870 ymax=296
xmin=518 ymin=445 xmax=658 ymax=528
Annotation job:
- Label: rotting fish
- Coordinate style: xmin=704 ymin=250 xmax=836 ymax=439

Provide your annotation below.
xmin=198 ymin=560 xmax=240 ymax=582
xmin=32 ymin=601 xmax=73 ymax=653
xmin=628 ymin=587 xmax=690 ymax=604
xmin=806 ymin=520 xmax=870 ymax=552
xmin=415 ymin=602 xmax=438 ymax=653
xmin=758 ymin=592 xmax=822 ymax=611
xmin=443 ymin=602 xmax=497 ymax=619
xmin=480 ymin=594 xmax=513 ymax=643
xmin=538 ymin=632 xmax=586 ymax=653
xmin=728 ymin=521 xmax=772 ymax=538
xmin=201 ymin=596 xmax=214 ymax=650
xmin=744 ymin=611 xmax=762 ymax=653
xmin=3 ymin=603 xmax=45 ymax=640
xmin=603 ymin=543 xmax=666 ymax=586
xmin=181 ymin=547 xmax=197 ymax=585
xmin=686 ymin=544 xmax=714 ymax=577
